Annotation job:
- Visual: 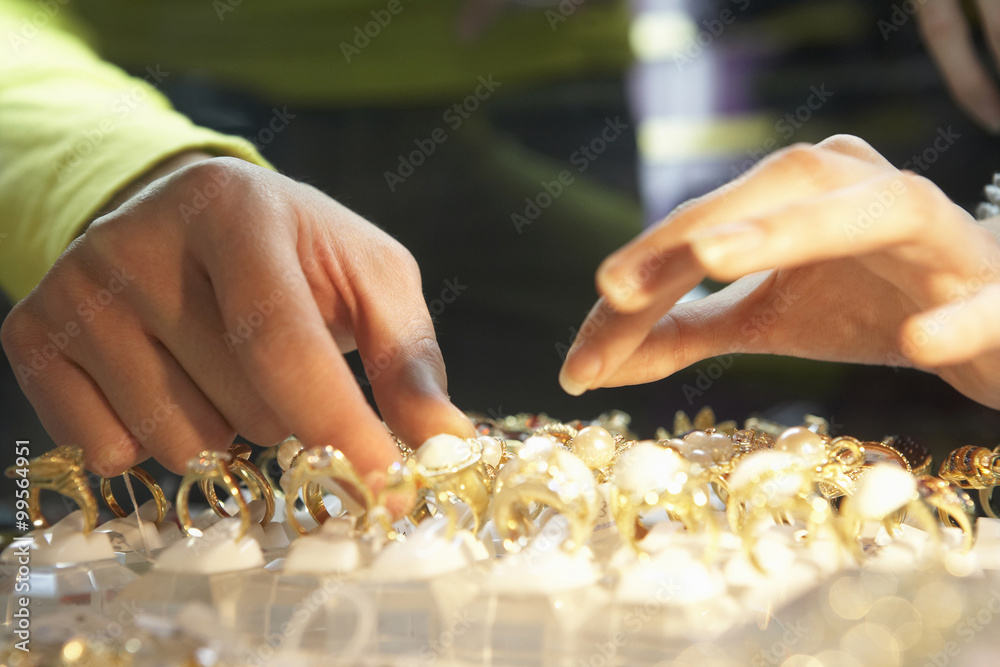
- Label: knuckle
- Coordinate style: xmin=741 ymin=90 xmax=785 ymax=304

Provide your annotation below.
xmin=0 ymin=304 xmax=36 ymax=357
xmin=381 ymin=238 xmax=421 ymax=281
xmin=83 ymin=214 xmax=134 ymax=267
xmin=772 ymin=143 xmax=823 ymax=172
xmin=816 ymin=134 xmax=881 ymax=161
xmin=769 ymin=143 xmax=835 ymax=191
xmin=898 ymin=172 xmax=948 ymax=230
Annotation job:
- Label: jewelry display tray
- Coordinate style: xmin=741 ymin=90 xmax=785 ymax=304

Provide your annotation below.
xmin=6 ymin=531 xmax=1000 ymax=666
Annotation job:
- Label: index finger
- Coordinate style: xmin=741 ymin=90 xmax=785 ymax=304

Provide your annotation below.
xmin=597 ymin=142 xmax=887 ymax=310
xmin=195 ymin=191 xmax=402 ymax=482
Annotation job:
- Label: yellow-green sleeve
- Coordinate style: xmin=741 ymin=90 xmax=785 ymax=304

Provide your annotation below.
xmin=0 ymin=0 xmax=269 ymax=301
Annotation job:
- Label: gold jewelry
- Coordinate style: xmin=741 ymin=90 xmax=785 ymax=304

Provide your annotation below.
xmin=531 ymin=422 xmax=578 ymax=447
xmin=916 ymin=475 xmax=977 ymax=553
xmin=200 ymin=443 xmax=274 ymax=526
xmin=493 ymin=444 xmax=599 ymax=553
xmin=254 ymin=446 xmax=282 ymax=499
xmin=99 ymin=466 xmax=168 ymax=523
xmin=887 ymin=435 xmax=932 ymax=476
xmin=6 ymin=445 xmax=98 ymax=534
xmin=283 ymin=445 xmax=374 ymax=536
xmin=610 ymin=441 xmax=717 ymax=556
xmin=412 ymin=435 xmax=492 ymax=535
xmin=175 ymin=450 xmax=250 ymax=540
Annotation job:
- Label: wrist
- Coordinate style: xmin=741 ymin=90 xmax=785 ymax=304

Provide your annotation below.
xmin=88 ymin=150 xmax=215 ymax=226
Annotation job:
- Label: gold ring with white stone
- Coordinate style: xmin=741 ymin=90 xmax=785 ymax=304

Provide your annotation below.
xmin=176 ymin=450 xmax=250 ymax=541
xmin=610 ymin=441 xmax=717 ymax=556
xmin=7 ymin=445 xmax=99 ymax=534
xmin=200 ymin=443 xmax=275 ymax=526
xmin=100 ymin=465 xmax=168 ymax=523
xmin=412 ymin=434 xmax=492 ymax=535
xmin=284 ymin=445 xmax=374 ymax=536
xmin=493 ymin=443 xmax=600 ymax=553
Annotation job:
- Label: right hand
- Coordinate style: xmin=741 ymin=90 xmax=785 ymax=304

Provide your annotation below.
xmin=1 ymin=156 xmax=474 ymax=487
xmin=559 ymin=135 xmax=1000 ymax=410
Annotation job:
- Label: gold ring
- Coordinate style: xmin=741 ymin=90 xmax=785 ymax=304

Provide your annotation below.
xmin=200 ymin=444 xmax=274 ymax=525
xmin=175 ymin=450 xmax=250 ymax=541
xmin=254 ymin=446 xmax=282 ymax=499
xmin=493 ymin=443 xmax=599 ymax=553
xmin=916 ymin=475 xmax=977 ymax=553
xmin=284 ymin=445 xmax=374 ymax=536
xmin=412 ymin=435 xmax=492 ymax=535
xmin=99 ymin=466 xmax=167 ymax=523
xmin=4 ymin=446 xmax=98 ymax=534
xmin=610 ymin=441 xmax=716 ymax=556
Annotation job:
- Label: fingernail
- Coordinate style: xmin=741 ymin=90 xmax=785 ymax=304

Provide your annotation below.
xmin=559 ymin=345 xmax=602 ymax=396
xmin=689 ymin=222 xmax=764 ymax=268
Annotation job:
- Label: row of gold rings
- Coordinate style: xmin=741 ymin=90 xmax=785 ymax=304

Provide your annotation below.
xmin=100 ymin=466 xmax=168 ymax=523
xmin=940 ymin=445 xmax=1000 ymax=518
xmin=6 ymin=445 xmax=99 ymax=534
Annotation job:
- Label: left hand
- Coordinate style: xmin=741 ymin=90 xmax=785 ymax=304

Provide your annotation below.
xmin=558 ymin=134 xmax=1000 ymax=409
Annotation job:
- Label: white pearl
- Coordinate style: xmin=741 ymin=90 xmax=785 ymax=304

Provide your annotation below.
xmin=478 ymin=436 xmax=503 ymax=467
xmin=704 ymin=433 xmax=735 ymax=463
xmin=728 ymin=450 xmax=798 ymax=492
xmin=849 ymin=463 xmax=917 ymax=520
xmin=518 ymin=435 xmax=556 ymax=460
xmin=416 ymin=434 xmax=474 ymax=469
xmin=681 ymin=431 xmax=734 ymax=465
xmin=613 ymin=442 xmax=684 ymax=495
xmin=571 ymin=426 xmax=616 ymax=469
xmin=774 ymin=426 xmax=827 ymax=466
